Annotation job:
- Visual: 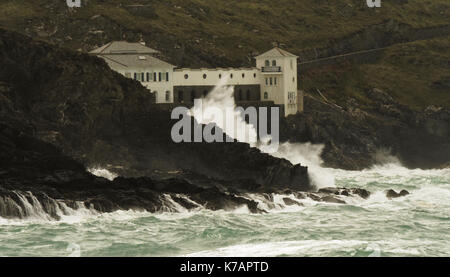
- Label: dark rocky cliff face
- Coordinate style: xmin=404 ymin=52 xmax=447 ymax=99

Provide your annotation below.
xmin=280 ymin=92 xmax=450 ymax=170
xmin=0 ymin=28 xmax=311 ymax=194
xmin=1 ymin=1 xmax=448 ymax=171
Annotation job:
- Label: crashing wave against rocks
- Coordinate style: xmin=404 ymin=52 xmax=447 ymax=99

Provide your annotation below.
xmin=0 ymin=185 xmax=410 ymax=220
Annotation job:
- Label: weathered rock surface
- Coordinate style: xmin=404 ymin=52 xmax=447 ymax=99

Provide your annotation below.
xmin=386 ymin=189 xmax=410 ymax=199
xmin=0 ymin=28 xmax=314 ymax=218
xmin=280 ymin=93 xmax=450 ymax=170
xmin=0 ymin=28 xmax=310 ymax=192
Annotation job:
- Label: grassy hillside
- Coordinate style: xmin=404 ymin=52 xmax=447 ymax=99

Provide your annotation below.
xmin=0 ymin=0 xmax=449 ymax=109
xmin=302 ymin=37 xmax=450 ymax=109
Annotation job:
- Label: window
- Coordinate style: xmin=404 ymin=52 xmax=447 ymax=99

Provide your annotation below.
xmin=242 ymin=73 xmax=245 ymax=78
xmin=274 ymin=77 xmax=277 ymax=85
xmin=272 ymin=60 xmax=276 ymax=66
xmin=264 ymin=92 xmax=268 ymax=99
xmin=254 ymin=73 xmax=256 ymax=78
xmin=270 ymin=77 xmax=273 ymax=85
xmin=219 ymin=74 xmax=222 ymax=79
xmin=166 ymin=72 xmax=169 ymax=82
xmin=141 ymin=73 xmax=145 ymax=81
xmin=134 ymin=73 xmax=137 ymax=80
xmin=154 ymin=72 xmax=157 ymax=81
xmin=203 ymin=74 xmax=207 ymax=79
xmin=230 ymin=73 xmax=233 ymax=79
xmin=293 ymin=77 xmax=295 ymax=83
xmin=165 ymin=91 xmax=170 ymax=101
xmin=159 ymin=72 xmax=162 ymax=82
xmin=184 ymin=74 xmax=189 ymax=79
xmin=146 ymin=72 xmax=150 ymax=82
xmin=265 ymin=60 xmax=270 ymax=66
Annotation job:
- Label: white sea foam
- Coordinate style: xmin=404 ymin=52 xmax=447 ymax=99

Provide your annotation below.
xmin=88 ymin=167 xmax=118 ymax=181
xmin=185 ymin=240 xmax=371 ymax=257
xmin=269 ymin=142 xmax=335 ymax=189
xmin=190 ymin=79 xmax=335 ymax=188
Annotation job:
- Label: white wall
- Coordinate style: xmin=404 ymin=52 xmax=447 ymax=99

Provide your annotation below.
xmin=256 ymin=56 xmax=298 ymax=116
xmin=118 ymin=67 xmax=174 ymax=104
xmin=173 ymin=68 xmax=260 ymax=87
xmin=282 ymin=57 xmax=298 ymax=116
xmin=103 ymin=52 xmax=298 ymax=116
xmin=256 ymin=57 xmax=286 ymax=106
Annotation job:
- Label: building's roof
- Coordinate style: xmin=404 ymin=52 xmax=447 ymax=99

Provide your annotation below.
xmin=255 ymin=47 xmax=298 ymax=59
xmin=99 ymin=54 xmax=175 ymax=69
xmin=89 ymin=41 xmax=160 ymax=55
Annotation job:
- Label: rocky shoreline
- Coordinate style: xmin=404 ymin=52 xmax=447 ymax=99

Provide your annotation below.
xmin=0 ymin=122 xmax=411 ymax=220
xmin=0 ymin=28 xmax=313 ymax=219
xmin=0 ymin=28 xmax=426 ymax=220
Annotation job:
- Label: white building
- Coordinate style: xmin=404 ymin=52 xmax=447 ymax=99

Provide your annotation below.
xmin=90 ymin=41 xmax=300 ymax=117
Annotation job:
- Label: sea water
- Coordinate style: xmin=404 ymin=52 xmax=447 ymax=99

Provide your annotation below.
xmin=1 ymin=163 xmax=449 ymax=257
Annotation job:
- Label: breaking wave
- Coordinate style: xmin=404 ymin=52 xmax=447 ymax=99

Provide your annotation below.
xmin=189 ymin=78 xmax=335 ymax=188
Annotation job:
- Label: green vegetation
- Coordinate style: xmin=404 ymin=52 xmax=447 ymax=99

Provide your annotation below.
xmin=0 ymin=0 xmax=448 ymax=109
xmin=301 ymin=38 xmax=450 ymax=109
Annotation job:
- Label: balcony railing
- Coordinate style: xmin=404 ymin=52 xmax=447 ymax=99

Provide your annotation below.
xmin=261 ymin=66 xmax=282 ymax=73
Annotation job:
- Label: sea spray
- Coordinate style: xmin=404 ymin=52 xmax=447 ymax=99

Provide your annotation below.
xmin=189 ymin=78 xmax=335 ymax=188
xmin=269 ymin=143 xmax=335 ymax=188
xmin=88 ymin=167 xmax=118 ymax=181
xmin=0 ymin=191 xmax=97 ymax=222
xmin=189 ymin=76 xmax=258 ymax=145
xmin=1 ymin=161 xmax=449 ymax=256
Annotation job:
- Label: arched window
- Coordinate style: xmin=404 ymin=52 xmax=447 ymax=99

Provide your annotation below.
xmin=253 ymin=73 xmax=256 ymax=78
xmin=230 ymin=73 xmax=233 ymax=79
xmin=272 ymin=60 xmax=277 ymax=66
xmin=265 ymin=60 xmax=270 ymax=66
xmin=242 ymin=73 xmax=245 ymax=78
xmin=165 ymin=91 xmax=170 ymax=102
xmin=264 ymin=92 xmax=268 ymax=99
xmin=219 ymin=74 xmax=222 ymax=79
xmin=184 ymin=74 xmax=189 ymax=79
xmin=203 ymin=74 xmax=207 ymax=79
